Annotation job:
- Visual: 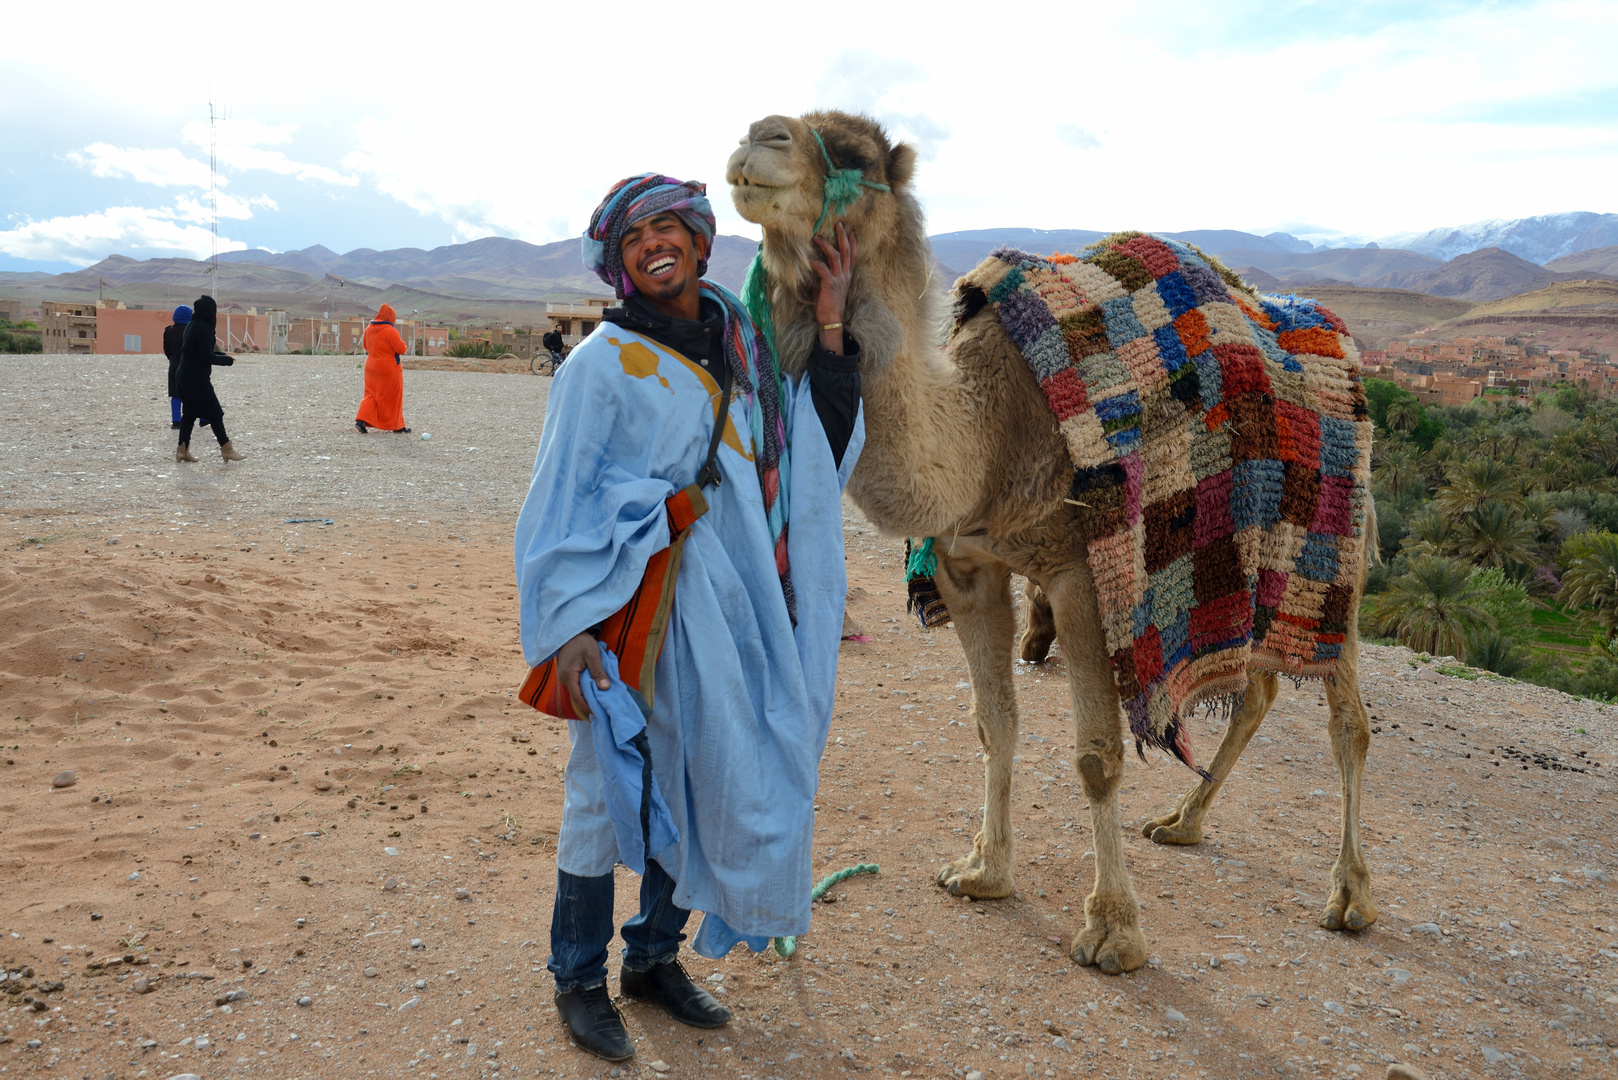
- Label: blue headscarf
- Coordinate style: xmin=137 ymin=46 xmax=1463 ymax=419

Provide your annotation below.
xmin=172 ymin=305 xmax=192 ymax=325
xmin=582 ymin=174 xmax=715 ymax=300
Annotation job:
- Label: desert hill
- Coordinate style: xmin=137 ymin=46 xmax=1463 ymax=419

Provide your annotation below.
xmin=1547 ymin=245 xmax=1618 ymax=278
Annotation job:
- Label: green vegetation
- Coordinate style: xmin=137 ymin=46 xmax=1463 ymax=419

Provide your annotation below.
xmin=1362 ymin=379 xmax=1618 ymax=699
xmin=0 ymin=318 xmax=42 ymax=353
xmin=444 ymin=340 xmax=507 ymax=359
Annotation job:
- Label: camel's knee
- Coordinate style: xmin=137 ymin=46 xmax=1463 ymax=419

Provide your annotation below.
xmin=1327 ymin=695 xmax=1370 ymax=760
xmin=1077 ymin=752 xmax=1119 ymax=801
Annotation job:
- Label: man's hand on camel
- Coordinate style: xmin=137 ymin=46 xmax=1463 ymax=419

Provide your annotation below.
xmin=812 ymin=221 xmax=857 ymax=354
xmin=557 ymin=631 xmax=610 ymax=720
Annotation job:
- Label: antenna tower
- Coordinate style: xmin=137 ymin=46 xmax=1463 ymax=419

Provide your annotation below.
xmin=209 ymin=98 xmax=219 ymax=280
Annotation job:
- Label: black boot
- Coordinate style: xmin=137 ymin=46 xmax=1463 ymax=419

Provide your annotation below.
xmin=553 ymin=983 xmax=633 ymax=1061
xmin=620 ymin=959 xmax=731 ymax=1028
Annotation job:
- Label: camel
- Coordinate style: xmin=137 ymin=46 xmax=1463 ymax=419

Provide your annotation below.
xmin=727 ymin=110 xmax=1379 ymax=974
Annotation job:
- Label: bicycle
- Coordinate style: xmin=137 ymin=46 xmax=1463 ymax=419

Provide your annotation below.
xmin=533 ymin=348 xmax=566 ymax=376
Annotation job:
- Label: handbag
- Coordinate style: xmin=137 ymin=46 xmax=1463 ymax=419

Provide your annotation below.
xmin=519 ymin=356 xmax=734 ymax=720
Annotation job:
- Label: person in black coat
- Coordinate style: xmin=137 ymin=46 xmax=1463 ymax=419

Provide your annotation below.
xmin=175 ymin=295 xmax=245 ymax=463
xmin=163 ymin=305 xmax=191 ymax=428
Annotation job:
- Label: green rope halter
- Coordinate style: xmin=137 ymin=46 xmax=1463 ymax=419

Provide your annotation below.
xmin=809 ymin=127 xmax=890 ymax=236
xmin=771 ymin=862 xmax=880 ymax=957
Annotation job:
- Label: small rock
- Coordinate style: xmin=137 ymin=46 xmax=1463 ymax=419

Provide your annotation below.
xmin=132 ymin=976 xmax=151 ymax=994
xmin=248 ymin=832 xmax=261 ymax=840
xmin=106 ymin=537 xmax=119 ymax=545
xmin=1324 ymin=1000 xmax=1345 ymax=1015
xmin=1051 ymin=1036 xmax=1071 ymax=1050
xmin=90 ymin=912 xmax=102 ymax=920
xmin=399 ymin=995 xmax=419 ymax=1010
xmin=193 ymin=1036 xmax=210 ymax=1049
xmin=297 ymin=995 xmax=312 ymax=1006
xmin=609 ymin=1069 xmax=623 ymax=1079
xmin=1418 ymin=668 xmax=1446 ymax=683
xmin=1388 ymin=968 xmax=1413 ymax=984
xmin=383 ymin=877 xmax=399 ymax=891
xmin=74 ymin=652 xmax=85 ymax=662
xmin=1480 ymin=1047 xmax=1508 ymax=1065
xmin=707 ymin=972 xmax=725 ymax=983
xmin=25 ymin=1039 xmax=41 ymax=1048
xmin=51 ymin=770 xmax=76 ymax=789
xmin=1583 ymin=867 xmax=1613 ymax=883
xmin=128 ymin=871 xmax=141 ymax=882
xmin=648 ymin=1060 xmax=671 ymax=1074
xmin=966 ymin=1072 xmax=986 ymax=1080
xmin=295 ymin=917 xmax=306 ymax=928
xmin=409 ymin=938 xmax=425 ymax=950
xmin=1165 ymin=1007 xmax=1186 ymax=1023
xmin=454 ymin=887 xmax=470 ymax=901
xmin=840 ymin=1048 xmax=857 ymax=1060
xmin=414 ymin=978 xmax=426 ymax=989
xmin=1410 ymin=922 xmax=1441 ymax=936
xmin=314 ymin=780 xmax=331 ymax=792
xmin=363 ymin=967 xmax=379 ymax=978
xmin=384 ymin=847 xmax=401 ymax=857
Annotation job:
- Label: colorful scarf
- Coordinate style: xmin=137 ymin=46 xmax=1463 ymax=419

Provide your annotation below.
xmin=583 ymin=174 xmax=794 ymax=621
xmin=953 ymin=234 xmax=1371 ymax=773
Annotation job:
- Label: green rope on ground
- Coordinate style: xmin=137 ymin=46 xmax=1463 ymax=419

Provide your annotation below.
xmin=771 ymin=862 xmax=880 ymax=958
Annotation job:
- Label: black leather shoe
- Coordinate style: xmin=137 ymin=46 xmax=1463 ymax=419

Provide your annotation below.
xmin=553 ymin=983 xmax=634 ymax=1061
xmin=620 ymin=959 xmax=732 ymax=1028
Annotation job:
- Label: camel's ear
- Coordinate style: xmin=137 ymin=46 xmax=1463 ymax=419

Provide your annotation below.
xmin=887 ymin=142 xmax=917 ymax=189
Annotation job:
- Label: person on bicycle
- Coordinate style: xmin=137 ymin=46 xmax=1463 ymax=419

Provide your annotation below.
xmin=542 ymin=324 xmax=565 ymax=371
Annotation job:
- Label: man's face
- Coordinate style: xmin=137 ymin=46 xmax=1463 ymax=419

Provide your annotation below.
xmin=620 ymin=212 xmax=708 ymax=303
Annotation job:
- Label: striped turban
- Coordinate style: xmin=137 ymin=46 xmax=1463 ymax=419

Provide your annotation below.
xmin=581 ymin=174 xmax=715 ymax=298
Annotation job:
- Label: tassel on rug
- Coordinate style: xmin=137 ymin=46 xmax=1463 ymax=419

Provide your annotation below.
xmin=905 ymin=537 xmax=952 ymax=629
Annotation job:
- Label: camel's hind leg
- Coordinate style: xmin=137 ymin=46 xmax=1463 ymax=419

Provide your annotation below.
xmin=932 ymin=545 xmax=1020 ymax=899
xmin=1142 ymin=671 xmax=1280 ymax=846
xmin=1018 ymin=578 xmax=1057 ymax=663
xmin=1320 ymin=630 xmax=1379 ymax=931
xmin=1044 ymin=563 xmax=1147 ymax=974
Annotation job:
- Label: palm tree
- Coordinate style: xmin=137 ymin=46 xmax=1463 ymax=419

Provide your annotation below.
xmin=1371 ymin=555 xmax=1494 ymax=661
xmin=1467 ymin=628 xmax=1528 ymax=677
xmin=1401 ymin=506 xmax=1459 ymax=557
xmin=1455 ymin=503 xmax=1539 ymax=573
xmin=1373 ymin=450 xmax=1425 ymax=501
xmin=1558 ymin=532 xmax=1618 ymax=636
xmin=1385 ymin=397 xmax=1422 ymax=434
xmin=1436 ymin=457 xmax=1522 ymax=521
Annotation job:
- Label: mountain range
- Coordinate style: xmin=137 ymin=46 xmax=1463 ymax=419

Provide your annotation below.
xmin=2 ymin=213 xmax=1614 ymax=321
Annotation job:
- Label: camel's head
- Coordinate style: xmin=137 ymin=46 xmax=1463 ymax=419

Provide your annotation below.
xmin=727 ymin=110 xmax=916 ymax=249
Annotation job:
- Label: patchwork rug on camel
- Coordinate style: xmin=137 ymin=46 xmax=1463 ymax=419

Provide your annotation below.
xmin=954 ymin=232 xmax=1372 ymax=773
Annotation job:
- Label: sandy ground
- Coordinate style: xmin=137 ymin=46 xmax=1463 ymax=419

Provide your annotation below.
xmin=2 ymin=354 xmax=1616 ymax=1080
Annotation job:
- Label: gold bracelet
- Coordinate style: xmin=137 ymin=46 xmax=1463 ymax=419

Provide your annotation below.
xmin=820 ymin=322 xmax=843 ymax=332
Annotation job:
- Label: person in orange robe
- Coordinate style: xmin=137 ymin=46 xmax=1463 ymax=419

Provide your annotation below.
xmin=355 ymin=303 xmax=410 ymax=433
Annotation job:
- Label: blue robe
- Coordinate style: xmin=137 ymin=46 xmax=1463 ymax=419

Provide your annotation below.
xmin=515 ymin=320 xmax=863 ymax=957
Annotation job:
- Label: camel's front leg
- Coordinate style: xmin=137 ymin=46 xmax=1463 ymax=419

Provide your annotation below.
xmin=1018 ymin=577 xmax=1057 ymax=663
xmin=1143 ymin=671 xmax=1279 ymax=845
xmin=1046 ymin=565 xmax=1146 ymax=973
xmin=1320 ymin=635 xmax=1378 ymax=931
xmin=932 ymin=545 xmax=1019 ymax=899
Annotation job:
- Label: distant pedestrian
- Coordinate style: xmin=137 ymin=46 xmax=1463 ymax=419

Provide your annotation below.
xmin=355 ymin=303 xmax=410 ymax=433
xmin=163 ymin=305 xmax=191 ymax=428
xmin=542 ymin=324 xmax=565 ymax=368
xmin=175 ymin=295 xmax=245 ymax=463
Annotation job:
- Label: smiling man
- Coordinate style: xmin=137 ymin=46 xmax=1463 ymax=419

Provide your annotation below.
xmin=513 ymin=174 xmax=864 ymax=1061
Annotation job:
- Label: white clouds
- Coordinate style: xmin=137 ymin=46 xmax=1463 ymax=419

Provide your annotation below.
xmin=0 ymin=207 xmax=246 ymax=266
xmin=180 ymin=117 xmax=358 ymax=187
xmin=64 ymin=144 xmax=216 ymax=189
xmin=173 ymin=193 xmax=279 ymax=222
xmin=1055 ymin=126 xmax=1101 ymax=151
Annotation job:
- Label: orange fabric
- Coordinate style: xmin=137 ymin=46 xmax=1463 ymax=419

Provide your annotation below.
xmin=518 ymin=484 xmax=709 ymax=721
xmin=355 ymin=305 xmax=408 ymax=430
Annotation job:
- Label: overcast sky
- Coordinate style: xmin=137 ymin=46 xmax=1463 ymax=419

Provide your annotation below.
xmin=2 ymin=0 xmax=1614 ymax=271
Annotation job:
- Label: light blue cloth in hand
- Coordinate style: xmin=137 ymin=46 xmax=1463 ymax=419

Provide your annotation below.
xmin=578 ymin=646 xmax=679 ymax=876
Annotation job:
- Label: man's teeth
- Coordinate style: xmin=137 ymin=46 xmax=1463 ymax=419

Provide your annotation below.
xmin=646 ymin=256 xmax=676 ymax=275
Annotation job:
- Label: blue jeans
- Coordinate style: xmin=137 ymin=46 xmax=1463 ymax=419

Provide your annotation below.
xmin=548 ymin=859 xmax=690 ymax=993
xmin=170 ymin=397 xmax=183 ymax=423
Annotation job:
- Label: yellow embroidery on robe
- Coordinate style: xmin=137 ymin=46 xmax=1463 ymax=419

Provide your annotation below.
xmin=610 ymin=337 xmax=672 ymax=393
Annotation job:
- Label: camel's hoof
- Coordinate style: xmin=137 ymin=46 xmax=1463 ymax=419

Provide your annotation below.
xmin=1070 ymin=921 xmax=1147 ymax=974
xmin=1143 ymin=818 xmax=1203 ymax=846
xmin=935 ymin=854 xmax=1014 ymax=900
xmin=1319 ymin=883 xmax=1378 ymax=932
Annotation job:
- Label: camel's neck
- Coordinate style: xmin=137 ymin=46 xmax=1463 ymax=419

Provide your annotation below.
xmin=760 ymin=221 xmax=986 ymax=537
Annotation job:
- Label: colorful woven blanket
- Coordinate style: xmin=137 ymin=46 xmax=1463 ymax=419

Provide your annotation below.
xmin=953 ymin=233 xmax=1371 ymax=772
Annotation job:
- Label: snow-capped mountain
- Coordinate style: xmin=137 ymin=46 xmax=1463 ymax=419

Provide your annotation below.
xmin=1377 ymin=212 xmax=1618 ymax=265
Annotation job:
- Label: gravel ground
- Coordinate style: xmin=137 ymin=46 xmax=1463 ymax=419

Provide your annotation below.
xmin=0 ymin=353 xmax=551 ymax=526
